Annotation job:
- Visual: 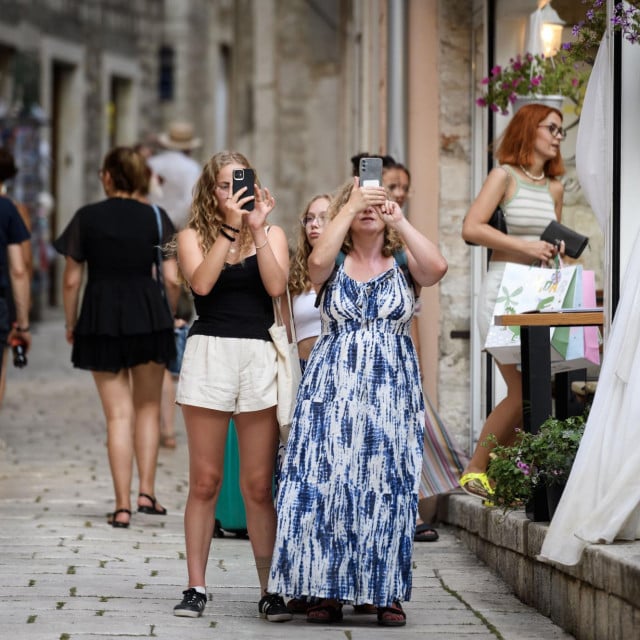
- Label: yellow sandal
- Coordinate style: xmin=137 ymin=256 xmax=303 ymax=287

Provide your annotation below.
xmin=459 ymin=472 xmax=494 ymax=500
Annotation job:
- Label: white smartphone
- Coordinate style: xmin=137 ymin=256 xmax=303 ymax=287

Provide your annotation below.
xmin=359 ymin=157 xmax=383 ymax=187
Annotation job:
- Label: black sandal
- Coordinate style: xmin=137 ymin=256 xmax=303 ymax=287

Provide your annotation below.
xmin=414 ymin=523 xmax=439 ymax=542
xmin=137 ymin=493 xmax=167 ymax=515
xmin=377 ymin=601 xmax=406 ymax=627
xmin=108 ymin=508 xmax=131 ymax=528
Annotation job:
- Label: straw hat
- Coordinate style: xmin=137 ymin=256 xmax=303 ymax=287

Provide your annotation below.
xmin=157 ymin=121 xmax=202 ymax=151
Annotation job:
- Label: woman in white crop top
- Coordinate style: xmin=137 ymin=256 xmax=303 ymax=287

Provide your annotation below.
xmin=288 ymin=194 xmax=331 ymax=366
xmin=460 ymin=103 xmax=567 ymax=501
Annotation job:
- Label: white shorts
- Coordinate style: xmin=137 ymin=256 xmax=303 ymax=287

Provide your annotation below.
xmin=477 ymin=262 xmax=507 ymax=345
xmin=175 ymin=335 xmax=278 ymax=414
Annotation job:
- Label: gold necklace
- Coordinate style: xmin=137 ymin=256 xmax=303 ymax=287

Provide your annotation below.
xmin=519 ymin=165 xmax=545 ymax=181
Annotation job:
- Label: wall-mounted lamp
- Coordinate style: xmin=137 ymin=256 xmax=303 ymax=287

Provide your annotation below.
xmin=539 ymin=1 xmax=565 ymax=57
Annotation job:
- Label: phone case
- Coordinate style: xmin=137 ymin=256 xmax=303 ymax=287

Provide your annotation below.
xmin=232 ymin=168 xmax=255 ymax=211
xmin=359 ymin=157 xmax=383 ymax=187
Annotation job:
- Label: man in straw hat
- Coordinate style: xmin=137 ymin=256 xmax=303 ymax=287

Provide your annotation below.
xmin=148 ymin=121 xmax=202 ymax=231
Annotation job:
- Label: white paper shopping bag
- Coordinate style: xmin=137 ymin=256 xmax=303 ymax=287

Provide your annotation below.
xmin=484 ymin=263 xmax=578 ymax=365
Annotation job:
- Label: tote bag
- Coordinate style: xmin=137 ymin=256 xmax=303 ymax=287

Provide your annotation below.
xmin=268 ymin=292 xmax=302 ymax=444
xmin=484 ymin=262 xmax=578 ymax=367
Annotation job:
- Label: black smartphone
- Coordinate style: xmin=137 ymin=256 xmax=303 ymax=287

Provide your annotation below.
xmin=359 ymin=157 xmax=383 ymax=187
xmin=232 ymin=167 xmax=255 ymax=211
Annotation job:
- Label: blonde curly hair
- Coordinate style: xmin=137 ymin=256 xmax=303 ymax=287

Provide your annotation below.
xmin=329 ymin=180 xmax=404 ymax=257
xmin=288 ymin=194 xmax=332 ymax=296
xmin=186 ymin=150 xmax=259 ymax=256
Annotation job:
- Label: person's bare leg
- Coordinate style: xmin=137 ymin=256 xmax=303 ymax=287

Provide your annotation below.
xmin=92 ymin=369 xmax=135 ymax=524
xmin=182 ymin=405 xmax=230 ymax=587
xmin=235 ymin=407 xmax=279 ymax=594
xmin=160 ymin=369 xmax=177 ymax=448
xmin=463 ymin=362 xmax=523 ymax=475
xmin=130 ymin=362 xmax=166 ymax=511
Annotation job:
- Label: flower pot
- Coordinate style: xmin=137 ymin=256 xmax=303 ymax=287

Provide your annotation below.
xmin=513 ymin=94 xmax=564 ymax=113
xmin=546 ymin=481 xmax=567 ymax=521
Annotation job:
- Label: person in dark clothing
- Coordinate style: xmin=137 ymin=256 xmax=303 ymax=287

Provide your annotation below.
xmin=0 ymin=149 xmax=31 ymax=399
xmin=54 ymin=146 xmax=178 ymax=528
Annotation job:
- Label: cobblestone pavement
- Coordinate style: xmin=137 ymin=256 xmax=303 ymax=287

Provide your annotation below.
xmin=0 ymin=313 xmax=573 ymax=639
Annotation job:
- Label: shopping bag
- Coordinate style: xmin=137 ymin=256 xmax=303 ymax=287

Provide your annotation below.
xmin=484 ymin=262 xmax=578 ymax=365
xmin=582 ymin=270 xmax=601 ymax=365
xmin=268 ymin=293 xmax=302 ymax=444
xmin=549 ymin=267 xmax=601 ymax=371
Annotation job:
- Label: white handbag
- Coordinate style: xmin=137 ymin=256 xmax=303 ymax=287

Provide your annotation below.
xmin=268 ymin=291 xmax=302 ymax=443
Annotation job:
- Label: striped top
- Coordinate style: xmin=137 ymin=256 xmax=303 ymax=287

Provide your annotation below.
xmin=501 ymin=165 xmax=557 ymax=240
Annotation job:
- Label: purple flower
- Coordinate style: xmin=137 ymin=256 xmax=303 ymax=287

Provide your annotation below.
xmin=490 ymin=103 xmax=500 ymax=113
xmin=476 ymin=97 xmax=487 ymax=107
xmin=490 ymin=65 xmax=502 ymax=77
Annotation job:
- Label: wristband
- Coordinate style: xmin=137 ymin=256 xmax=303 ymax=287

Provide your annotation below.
xmin=220 ymin=229 xmax=236 ymax=242
xmin=222 ymin=223 xmax=240 ymax=234
xmin=255 ymin=238 xmax=269 ymax=250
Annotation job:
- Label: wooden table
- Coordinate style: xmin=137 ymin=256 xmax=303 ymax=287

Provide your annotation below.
xmin=494 ymin=310 xmax=603 ymax=521
xmin=494 ymin=310 xmax=604 ymax=434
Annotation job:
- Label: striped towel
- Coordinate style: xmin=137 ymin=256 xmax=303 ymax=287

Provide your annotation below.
xmin=419 ymin=393 xmax=469 ymax=498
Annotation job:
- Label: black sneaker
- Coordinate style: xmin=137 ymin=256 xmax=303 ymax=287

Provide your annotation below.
xmin=258 ymin=593 xmax=293 ymax=622
xmin=174 ymin=588 xmax=207 ymax=618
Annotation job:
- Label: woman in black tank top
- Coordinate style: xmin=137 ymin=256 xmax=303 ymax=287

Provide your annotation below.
xmin=171 ymin=151 xmax=293 ymax=622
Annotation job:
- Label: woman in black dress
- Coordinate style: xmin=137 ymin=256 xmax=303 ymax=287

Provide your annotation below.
xmin=54 ymin=147 xmax=177 ymax=528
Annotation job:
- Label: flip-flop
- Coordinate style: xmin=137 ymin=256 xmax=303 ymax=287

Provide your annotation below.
xmin=459 ymin=472 xmax=494 ymax=500
xmin=414 ymin=523 xmax=439 ymax=542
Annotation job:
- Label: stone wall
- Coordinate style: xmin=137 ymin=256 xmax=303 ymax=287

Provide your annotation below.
xmin=436 ymin=0 xmax=475 ymax=448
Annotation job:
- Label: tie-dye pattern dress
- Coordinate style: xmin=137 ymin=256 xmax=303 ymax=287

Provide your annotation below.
xmin=268 ymin=262 xmax=425 ymax=606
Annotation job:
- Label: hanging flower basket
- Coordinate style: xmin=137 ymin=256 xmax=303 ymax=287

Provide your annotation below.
xmin=476 ymin=53 xmax=586 ymax=116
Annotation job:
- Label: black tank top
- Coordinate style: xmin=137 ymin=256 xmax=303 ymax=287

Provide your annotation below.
xmin=189 ymin=254 xmax=274 ymax=341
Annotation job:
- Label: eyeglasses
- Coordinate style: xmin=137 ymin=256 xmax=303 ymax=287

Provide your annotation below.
xmin=538 ymin=123 xmax=566 ymax=139
xmin=301 ymin=213 xmax=328 ymax=227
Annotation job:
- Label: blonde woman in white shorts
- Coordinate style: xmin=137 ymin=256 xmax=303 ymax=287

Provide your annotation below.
xmin=173 ymin=150 xmax=292 ymax=623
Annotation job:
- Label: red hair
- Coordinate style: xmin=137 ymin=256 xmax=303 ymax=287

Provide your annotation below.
xmin=495 ymin=104 xmax=565 ymax=178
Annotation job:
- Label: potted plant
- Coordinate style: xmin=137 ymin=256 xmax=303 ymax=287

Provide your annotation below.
xmin=486 ymin=412 xmax=588 ymax=518
xmin=563 ymin=0 xmax=640 ymax=67
xmin=476 ymin=52 xmax=588 ymax=116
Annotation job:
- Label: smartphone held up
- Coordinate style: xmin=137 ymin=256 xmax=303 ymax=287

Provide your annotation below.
xmin=359 ymin=157 xmax=383 ymax=187
xmin=232 ymin=168 xmax=255 ymax=211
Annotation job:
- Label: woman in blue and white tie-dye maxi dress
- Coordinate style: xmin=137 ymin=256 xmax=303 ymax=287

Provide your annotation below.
xmin=268 ymin=178 xmax=448 ymax=623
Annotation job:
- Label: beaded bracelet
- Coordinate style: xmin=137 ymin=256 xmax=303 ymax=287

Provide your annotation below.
xmin=222 ymin=223 xmax=240 ymax=234
xmin=220 ymin=229 xmax=236 ymax=242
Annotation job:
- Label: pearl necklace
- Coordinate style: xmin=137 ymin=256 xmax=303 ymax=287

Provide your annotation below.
xmin=519 ymin=165 xmax=545 ymax=181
